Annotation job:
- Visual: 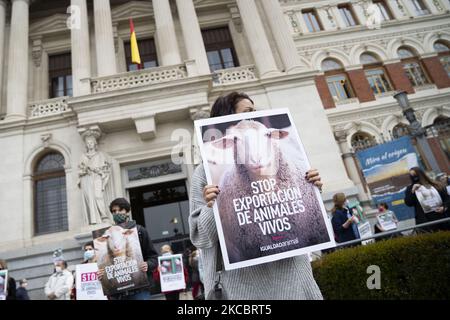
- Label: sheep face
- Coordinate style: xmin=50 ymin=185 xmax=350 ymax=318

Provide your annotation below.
xmin=96 ymin=226 xmax=135 ymax=258
xmin=212 ymin=120 xmax=289 ymax=177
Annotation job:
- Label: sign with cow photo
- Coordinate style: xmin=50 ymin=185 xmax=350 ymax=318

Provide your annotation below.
xmin=92 ymin=225 xmax=149 ymax=296
xmin=158 ymin=254 xmax=186 ymax=293
xmin=195 ymin=108 xmax=336 ymax=270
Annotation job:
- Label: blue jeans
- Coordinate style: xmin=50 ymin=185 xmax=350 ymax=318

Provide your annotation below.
xmin=116 ymin=290 xmax=152 ymax=300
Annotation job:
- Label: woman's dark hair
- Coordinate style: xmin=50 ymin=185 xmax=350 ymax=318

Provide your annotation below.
xmin=410 ymin=167 xmax=444 ymax=190
xmin=210 ymin=92 xmax=254 ymax=118
xmin=83 ymin=241 xmax=94 ymax=250
xmin=109 ymin=198 xmax=131 ymax=213
xmin=378 ymin=203 xmax=389 ymax=210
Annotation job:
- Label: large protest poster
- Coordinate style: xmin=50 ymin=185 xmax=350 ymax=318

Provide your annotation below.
xmin=195 ymin=108 xmax=335 ymax=270
xmin=0 ymin=270 xmax=7 ymax=300
xmin=75 ymin=263 xmax=107 ymax=300
xmin=356 ymin=136 xmax=419 ymax=221
xmin=93 ymin=225 xmax=149 ymax=296
xmin=158 ymin=254 xmax=186 ymax=292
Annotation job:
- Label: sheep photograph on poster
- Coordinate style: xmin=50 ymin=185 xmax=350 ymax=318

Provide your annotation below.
xmin=196 ymin=109 xmax=336 ymax=270
xmin=92 ymin=225 xmax=149 ymax=296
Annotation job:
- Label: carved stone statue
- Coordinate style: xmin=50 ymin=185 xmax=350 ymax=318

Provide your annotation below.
xmin=78 ymin=129 xmax=114 ymax=225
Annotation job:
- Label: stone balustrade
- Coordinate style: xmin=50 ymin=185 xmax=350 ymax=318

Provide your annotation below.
xmin=91 ymin=63 xmax=189 ymax=93
xmin=29 ymin=97 xmax=70 ymax=118
xmin=212 ymin=65 xmax=258 ymax=86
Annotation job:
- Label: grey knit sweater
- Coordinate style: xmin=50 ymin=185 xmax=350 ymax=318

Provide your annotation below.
xmin=189 ymin=164 xmax=323 ymax=300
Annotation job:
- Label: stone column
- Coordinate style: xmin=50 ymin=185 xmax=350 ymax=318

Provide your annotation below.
xmin=335 ymin=129 xmax=371 ymax=207
xmin=0 ymin=0 xmax=6 ymax=115
xmin=93 ymin=0 xmax=117 ymax=76
xmin=386 ymin=0 xmax=407 ymax=19
xmin=331 ymin=5 xmax=347 ymax=29
xmin=6 ymin=0 xmax=30 ymax=121
xmin=353 ymin=1 xmax=367 ymax=26
xmin=260 ymin=0 xmax=305 ymax=73
xmin=152 ymin=0 xmax=181 ymax=66
xmin=317 ymin=6 xmax=338 ymax=31
xmin=400 ymin=0 xmax=418 ymax=17
xmin=236 ymin=0 xmax=279 ymax=77
xmin=71 ymin=0 xmax=92 ymax=96
xmin=175 ymin=0 xmax=210 ymax=75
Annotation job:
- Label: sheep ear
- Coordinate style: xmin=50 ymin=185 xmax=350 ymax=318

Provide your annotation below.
xmin=97 ymin=235 xmax=109 ymax=242
xmin=269 ymin=129 xmax=289 ymax=140
xmin=211 ymin=136 xmax=235 ymax=149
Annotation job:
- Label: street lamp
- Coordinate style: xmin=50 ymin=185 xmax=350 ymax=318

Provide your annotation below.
xmin=393 ymin=91 xmax=440 ymax=172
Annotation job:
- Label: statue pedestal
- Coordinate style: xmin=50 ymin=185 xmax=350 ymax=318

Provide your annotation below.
xmin=74 ymin=223 xmax=112 ymax=245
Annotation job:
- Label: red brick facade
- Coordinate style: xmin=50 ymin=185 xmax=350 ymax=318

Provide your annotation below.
xmin=384 ymin=63 xmax=415 ymax=94
xmin=422 ymin=56 xmax=450 ymax=89
xmin=428 ymin=137 xmax=450 ymax=174
xmin=346 ymin=69 xmax=376 ymax=103
xmin=315 ymin=75 xmax=336 ymax=109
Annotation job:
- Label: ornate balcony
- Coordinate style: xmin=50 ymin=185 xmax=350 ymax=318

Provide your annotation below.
xmin=28 ymin=97 xmax=70 ymax=119
xmin=212 ymin=65 xmax=258 ymax=86
xmin=90 ymin=63 xmax=189 ymax=93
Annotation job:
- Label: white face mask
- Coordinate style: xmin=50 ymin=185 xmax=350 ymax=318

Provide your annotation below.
xmin=55 ymin=266 xmax=62 ymax=273
xmin=162 ymin=252 xmax=172 ymax=256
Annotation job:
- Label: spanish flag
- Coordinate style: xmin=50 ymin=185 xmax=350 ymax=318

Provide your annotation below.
xmin=129 ymin=18 xmax=141 ymax=66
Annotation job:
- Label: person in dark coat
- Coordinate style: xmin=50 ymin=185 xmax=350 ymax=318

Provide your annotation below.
xmin=97 ymin=198 xmax=159 ymax=300
xmin=331 ymin=193 xmax=361 ymax=244
xmin=16 ymin=279 xmax=30 ymax=300
xmin=0 ymin=259 xmax=16 ymax=300
xmin=404 ymin=167 xmax=450 ymax=232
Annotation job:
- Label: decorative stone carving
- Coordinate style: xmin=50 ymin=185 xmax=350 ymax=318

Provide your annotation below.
xmin=395 ymin=0 xmax=407 ymax=16
xmin=228 ymin=5 xmax=243 ymax=33
xmin=41 ymin=133 xmax=52 ymax=149
xmin=322 ymin=6 xmax=336 ymax=28
xmin=286 ymin=10 xmax=300 ymax=33
xmin=32 ymin=37 xmax=43 ymax=68
xmin=78 ymin=127 xmax=114 ymax=225
xmin=433 ymin=0 xmax=444 ymax=12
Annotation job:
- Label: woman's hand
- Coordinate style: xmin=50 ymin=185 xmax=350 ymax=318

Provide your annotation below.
xmin=203 ymin=185 xmax=220 ymax=208
xmin=435 ymin=206 xmax=445 ymax=214
xmin=140 ymin=262 xmax=148 ymax=273
xmin=306 ymin=169 xmax=323 ymax=191
xmin=97 ymin=268 xmax=105 ymax=281
xmin=412 ymin=184 xmax=421 ymax=193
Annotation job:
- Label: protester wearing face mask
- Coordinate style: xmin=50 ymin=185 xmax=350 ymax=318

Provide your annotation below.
xmin=404 ymin=167 xmax=450 ymax=232
xmin=16 ymin=279 xmax=30 ymax=300
xmin=152 ymin=245 xmax=188 ymax=301
xmin=97 ymin=198 xmax=158 ymax=300
xmin=82 ymin=242 xmax=97 ymax=264
xmin=331 ymin=193 xmax=361 ymax=244
xmin=44 ymin=260 xmax=74 ymax=300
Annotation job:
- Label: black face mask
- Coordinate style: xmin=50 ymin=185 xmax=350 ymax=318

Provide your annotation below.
xmin=410 ymin=175 xmax=420 ymax=183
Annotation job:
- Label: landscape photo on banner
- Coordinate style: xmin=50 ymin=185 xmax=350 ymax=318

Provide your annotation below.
xmin=195 ymin=108 xmax=335 ymax=270
xmin=92 ymin=224 xmax=149 ymax=296
xmin=356 ymin=136 xmax=419 ymax=221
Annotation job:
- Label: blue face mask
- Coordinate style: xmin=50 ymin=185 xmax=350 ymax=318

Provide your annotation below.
xmin=84 ymin=250 xmax=95 ymax=261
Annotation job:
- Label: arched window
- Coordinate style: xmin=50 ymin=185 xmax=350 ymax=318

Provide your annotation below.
xmin=361 ymin=52 xmax=393 ymax=94
xmin=433 ymin=41 xmax=450 ymax=78
xmin=351 ymin=132 xmax=377 ymax=151
xmin=34 ymin=152 xmax=68 ymax=235
xmin=321 ymin=58 xmax=355 ymax=102
xmin=397 ymin=46 xmax=430 ymax=87
xmin=392 ymin=123 xmax=410 ymax=139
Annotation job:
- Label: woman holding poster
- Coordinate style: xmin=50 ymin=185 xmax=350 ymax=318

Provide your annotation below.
xmin=405 ymin=167 xmax=450 ymax=231
xmin=189 ymin=92 xmax=325 ymax=300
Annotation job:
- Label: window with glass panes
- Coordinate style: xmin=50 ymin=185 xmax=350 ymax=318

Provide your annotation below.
xmin=411 ymin=0 xmax=430 ymax=15
xmin=321 ymin=58 xmax=355 ymax=102
xmin=302 ymin=9 xmax=323 ymax=32
xmin=434 ymin=41 xmax=450 ymax=78
xmin=398 ymin=47 xmax=430 ymax=87
xmin=49 ymin=53 xmax=72 ymax=98
xmin=360 ymin=53 xmax=393 ymax=94
xmin=338 ymin=4 xmax=359 ymax=27
xmin=124 ymin=38 xmax=158 ymax=71
xmin=372 ymin=0 xmax=393 ymax=21
xmin=202 ymin=27 xmax=239 ymax=72
xmin=34 ymin=152 xmax=68 ymax=235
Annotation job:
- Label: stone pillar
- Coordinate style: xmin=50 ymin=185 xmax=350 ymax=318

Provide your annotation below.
xmin=400 ymin=0 xmax=418 ymax=17
xmin=6 ymin=0 xmax=30 ymax=121
xmin=93 ymin=0 xmax=117 ymax=76
xmin=335 ymin=130 xmax=371 ymax=207
xmin=294 ymin=10 xmax=311 ymax=34
xmin=331 ymin=5 xmax=347 ymax=29
xmin=424 ymin=0 xmax=442 ymax=14
xmin=236 ymin=0 xmax=279 ymax=77
xmin=317 ymin=6 xmax=338 ymax=31
xmin=71 ymin=0 xmax=92 ymax=96
xmin=0 ymin=0 xmax=6 ymax=115
xmin=152 ymin=0 xmax=181 ymax=66
xmin=260 ymin=0 xmax=305 ymax=73
xmin=353 ymin=1 xmax=368 ymax=26
xmin=387 ymin=0 xmax=410 ymax=19
xmin=175 ymin=0 xmax=210 ymax=75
